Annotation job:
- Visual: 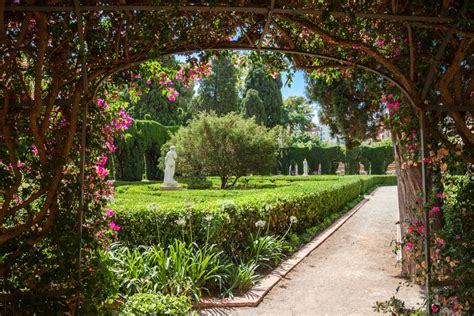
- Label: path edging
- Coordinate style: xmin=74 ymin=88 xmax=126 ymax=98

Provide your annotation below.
xmin=196 ymin=187 xmax=379 ymax=309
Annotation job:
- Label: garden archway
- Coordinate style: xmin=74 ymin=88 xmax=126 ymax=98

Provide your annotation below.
xmin=2 ymin=2 xmax=473 ymax=313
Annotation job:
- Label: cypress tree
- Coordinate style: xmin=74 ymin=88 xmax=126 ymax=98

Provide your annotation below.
xmin=191 ymin=56 xmax=239 ymax=115
xmin=240 ymin=89 xmax=267 ymax=125
xmin=243 ymin=64 xmax=284 ymax=127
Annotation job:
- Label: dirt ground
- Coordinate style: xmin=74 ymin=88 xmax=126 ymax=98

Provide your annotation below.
xmin=200 ymin=186 xmax=424 ymax=316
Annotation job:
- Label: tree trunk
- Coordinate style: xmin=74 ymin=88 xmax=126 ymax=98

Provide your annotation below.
xmin=393 ymin=136 xmax=422 ymax=277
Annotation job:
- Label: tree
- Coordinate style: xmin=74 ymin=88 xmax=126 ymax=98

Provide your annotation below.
xmin=164 ymin=112 xmax=278 ymax=189
xmin=243 ymin=64 xmax=284 ymax=127
xmin=240 ymin=88 xmax=267 ymax=125
xmin=191 ymin=56 xmax=239 ymax=115
xmin=306 ymin=72 xmax=385 ymax=148
xmin=282 ymin=96 xmax=315 ymax=132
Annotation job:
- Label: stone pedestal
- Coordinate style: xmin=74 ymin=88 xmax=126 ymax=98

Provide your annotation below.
xmin=159 ymin=183 xmax=182 ymax=191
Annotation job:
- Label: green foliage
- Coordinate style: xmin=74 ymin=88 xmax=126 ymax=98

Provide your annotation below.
xmin=437 ymin=176 xmax=474 ymax=309
xmin=114 ymin=120 xmax=178 ymax=181
xmin=282 ymin=96 xmax=315 ymax=132
xmin=243 ymin=64 xmax=284 ymax=127
xmin=120 ymin=292 xmax=194 ymax=315
xmin=162 ymin=112 xmax=278 ymax=188
xmin=243 ymin=234 xmax=286 ymax=270
xmin=281 ymin=141 xmax=393 ymax=175
xmin=128 ymin=58 xmax=194 ymax=126
xmin=113 ymin=176 xmax=396 ymax=254
xmin=240 ymin=89 xmax=267 ymax=125
xmin=106 ymin=241 xmax=228 ymax=301
xmin=224 ymin=262 xmax=260 ymax=296
xmin=345 ymin=141 xmax=394 ymax=175
xmin=306 ymin=70 xmax=385 ymax=147
xmin=191 ymin=56 xmax=239 ymax=115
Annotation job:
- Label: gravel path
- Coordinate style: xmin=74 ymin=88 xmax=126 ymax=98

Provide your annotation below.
xmin=200 ymin=186 xmax=424 ymax=316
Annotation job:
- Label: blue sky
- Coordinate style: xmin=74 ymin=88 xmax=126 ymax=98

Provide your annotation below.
xmin=281 ymin=71 xmax=307 ymax=99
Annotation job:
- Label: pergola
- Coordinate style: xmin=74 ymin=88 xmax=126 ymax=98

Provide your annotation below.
xmin=2 ymin=1 xmax=473 ymax=313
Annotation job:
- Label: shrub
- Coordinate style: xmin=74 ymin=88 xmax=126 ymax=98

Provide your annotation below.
xmin=106 ymin=241 xmax=228 ymax=301
xmin=115 ymin=175 xmax=396 ymax=255
xmin=162 ymin=112 xmax=279 ymax=188
xmin=120 ymin=293 xmax=194 ymax=315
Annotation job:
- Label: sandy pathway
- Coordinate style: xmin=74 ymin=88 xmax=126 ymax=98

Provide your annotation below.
xmin=200 ymin=186 xmax=424 ymax=316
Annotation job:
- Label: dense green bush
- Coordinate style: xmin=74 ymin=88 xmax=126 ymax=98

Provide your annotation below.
xmin=113 ymin=176 xmax=396 ymax=255
xmin=114 ymin=120 xmax=178 ymax=181
xmin=162 ymin=112 xmax=279 ymax=188
xmin=120 ymin=292 xmax=194 ymax=315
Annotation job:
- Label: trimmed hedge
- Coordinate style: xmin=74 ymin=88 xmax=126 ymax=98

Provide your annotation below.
xmin=113 ymin=175 xmax=396 ymax=255
xmin=281 ymin=141 xmax=393 ymax=175
xmin=113 ymin=120 xmax=178 ymax=181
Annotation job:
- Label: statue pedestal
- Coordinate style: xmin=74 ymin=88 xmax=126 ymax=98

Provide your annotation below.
xmin=159 ymin=183 xmax=182 ymax=191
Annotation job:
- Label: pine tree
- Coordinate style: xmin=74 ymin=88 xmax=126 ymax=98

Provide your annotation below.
xmin=191 ymin=56 xmax=239 ymax=115
xmin=243 ymin=64 xmax=284 ymax=127
xmin=240 ymin=89 xmax=267 ymax=125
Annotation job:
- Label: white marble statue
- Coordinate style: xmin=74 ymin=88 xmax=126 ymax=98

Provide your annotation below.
xmin=303 ymin=159 xmax=309 ymax=176
xmin=288 ymin=165 xmax=292 ymax=176
xmin=163 ymin=146 xmax=178 ymax=186
xmin=295 ymin=163 xmax=299 ymax=176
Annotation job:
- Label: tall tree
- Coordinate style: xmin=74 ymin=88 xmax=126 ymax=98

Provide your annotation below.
xmin=307 ymin=72 xmax=385 ymax=148
xmin=282 ymin=96 xmax=315 ymax=133
xmin=243 ymin=64 xmax=284 ymax=127
xmin=240 ymin=88 xmax=267 ymax=125
xmin=191 ymin=56 xmax=239 ymax=115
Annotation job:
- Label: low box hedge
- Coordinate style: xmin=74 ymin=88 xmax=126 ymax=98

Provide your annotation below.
xmin=113 ymin=175 xmax=396 ymax=254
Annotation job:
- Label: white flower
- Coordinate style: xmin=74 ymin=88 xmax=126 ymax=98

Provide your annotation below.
xmin=255 ymin=220 xmax=266 ymax=228
xmin=175 ymin=217 xmax=186 ymax=226
xmin=203 ymin=214 xmax=214 ymax=222
xmin=221 ymin=200 xmax=236 ymax=210
xmin=290 ymin=216 xmax=298 ymax=224
xmin=146 ymin=203 xmax=160 ymax=212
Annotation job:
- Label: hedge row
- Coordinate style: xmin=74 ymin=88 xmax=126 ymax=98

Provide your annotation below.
xmin=113 ymin=175 xmax=396 ymax=254
xmin=281 ymin=141 xmax=394 ymax=175
xmin=113 ymin=120 xmax=178 ymax=181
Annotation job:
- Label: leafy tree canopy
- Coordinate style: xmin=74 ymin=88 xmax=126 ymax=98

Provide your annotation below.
xmin=282 ymin=96 xmax=315 ymax=133
xmin=163 ymin=112 xmax=278 ymax=189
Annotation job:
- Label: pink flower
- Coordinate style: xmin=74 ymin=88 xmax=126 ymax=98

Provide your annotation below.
xmin=416 ymin=197 xmax=423 ymax=204
xmin=147 ymin=79 xmax=152 ymax=85
xmin=407 ymin=226 xmax=414 ymax=233
xmin=436 ymin=193 xmax=443 ymax=199
xmin=417 ymin=226 xmax=424 ymax=234
xmin=405 ymin=242 xmax=413 ymax=250
xmin=388 ymin=93 xmax=394 ymax=99
xmin=431 ymin=206 xmax=441 ymax=213
xmin=105 ymin=209 xmax=114 ymax=217
xmin=431 ymin=304 xmax=440 ymax=313
xmin=421 ymin=157 xmax=432 ymax=163
xmin=109 ymin=221 xmax=120 ymax=231
xmin=413 ymin=219 xmax=419 ymax=226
